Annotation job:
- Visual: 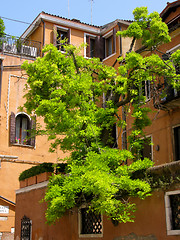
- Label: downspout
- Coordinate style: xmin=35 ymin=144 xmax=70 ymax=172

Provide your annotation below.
xmin=117 ymin=23 xmax=127 ymax=152
xmin=0 ymin=58 xmax=4 ymax=105
xmin=41 ymin=19 xmax=45 ymax=57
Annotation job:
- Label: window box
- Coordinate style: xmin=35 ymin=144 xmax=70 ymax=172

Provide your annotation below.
xmin=27 ymin=176 xmax=37 ymax=186
xmin=20 ymin=179 xmax=28 ymax=188
xmin=36 ymin=172 xmax=52 ymax=183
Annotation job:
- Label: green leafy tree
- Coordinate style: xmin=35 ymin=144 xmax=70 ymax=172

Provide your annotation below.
xmin=0 ymin=18 xmax=5 ymax=37
xmin=22 ymin=7 xmax=180 ymax=224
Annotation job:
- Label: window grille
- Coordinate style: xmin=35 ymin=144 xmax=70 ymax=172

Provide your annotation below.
xmin=170 ymin=194 xmax=180 ymax=230
xmin=21 ymin=215 xmax=31 ymax=240
xmin=80 ymin=208 xmax=102 ymax=235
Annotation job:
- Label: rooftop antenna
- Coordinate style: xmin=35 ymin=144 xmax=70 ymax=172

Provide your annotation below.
xmin=90 ymin=0 xmax=94 ymax=24
xmin=68 ymin=0 xmax=70 ymax=18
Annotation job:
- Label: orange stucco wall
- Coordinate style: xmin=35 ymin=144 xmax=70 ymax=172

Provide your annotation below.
xmin=0 ymin=199 xmax=15 ymax=233
xmin=14 ymin=182 xmax=180 ymax=240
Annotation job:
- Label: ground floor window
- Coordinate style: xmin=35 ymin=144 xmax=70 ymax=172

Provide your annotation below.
xmin=21 ymin=215 xmax=32 ymax=240
xmin=79 ymin=207 xmax=103 ymax=237
xmin=165 ymin=190 xmax=180 ymax=235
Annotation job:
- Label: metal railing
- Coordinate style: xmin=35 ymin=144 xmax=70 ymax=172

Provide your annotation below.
xmin=0 ymin=35 xmax=41 ymax=58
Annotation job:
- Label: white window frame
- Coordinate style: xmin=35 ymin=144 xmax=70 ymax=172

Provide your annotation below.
xmin=78 ymin=206 xmax=103 ymax=238
xmin=164 ymin=190 xmax=180 ymax=235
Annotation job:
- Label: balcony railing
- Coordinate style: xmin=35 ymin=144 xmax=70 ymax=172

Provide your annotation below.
xmin=0 ymin=35 xmax=41 ymax=58
xmin=160 ymin=83 xmax=180 ymax=108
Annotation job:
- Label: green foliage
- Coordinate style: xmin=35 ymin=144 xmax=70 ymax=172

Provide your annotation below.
xmin=118 ymin=7 xmax=171 ymax=48
xmin=22 ymin=7 xmax=180 ymax=224
xmin=19 ymin=162 xmax=67 ymax=181
xmin=0 ymin=18 xmax=5 ymax=38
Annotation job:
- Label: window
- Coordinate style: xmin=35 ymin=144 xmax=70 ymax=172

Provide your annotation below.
xmin=53 ymin=26 xmax=70 ymax=51
xmin=104 ymin=28 xmax=116 ymax=59
xmin=162 ymin=46 xmax=180 ymax=102
xmin=140 ymin=136 xmax=152 ymax=160
xmin=174 ymin=126 xmax=180 ymax=161
xmin=10 ymin=112 xmax=35 ymax=147
xmin=79 ymin=207 xmax=103 ymax=237
xmin=15 ymin=114 xmax=30 ymax=145
xmin=21 ymin=215 xmax=32 ymax=240
xmin=85 ymin=34 xmax=97 ymax=58
xmin=57 ymin=29 xmax=68 ymax=51
xmin=106 ymin=35 xmax=113 ymax=57
xmin=165 ymin=190 xmax=180 ymax=235
xmin=141 ymin=80 xmax=151 ymax=100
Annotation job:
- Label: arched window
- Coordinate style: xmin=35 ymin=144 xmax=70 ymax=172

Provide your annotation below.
xmin=15 ymin=114 xmax=30 ymax=145
xmin=10 ymin=112 xmax=36 ymax=146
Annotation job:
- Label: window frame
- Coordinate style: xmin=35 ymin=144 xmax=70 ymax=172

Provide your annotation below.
xmin=84 ymin=33 xmax=97 ymax=58
xmin=10 ymin=112 xmax=36 ymax=147
xmin=21 ymin=215 xmax=32 ymax=240
xmin=78 ymin=206 xmax=103 ymax=238
xmin=164 ymin=190 xmax=180 ymax=236
xmin=15 ymin=112 xmax=31 ymax=145
xmin=140 ymin=135 xmax=153 ymax=161
xmin=54 ymin=25 xmax=71 ymax=52
xmin=103 ymin=29 xmax=116 ymax=60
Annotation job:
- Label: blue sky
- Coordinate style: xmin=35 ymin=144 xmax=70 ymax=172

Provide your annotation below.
xmin=1 ymin=0 xmax=172 ymax=37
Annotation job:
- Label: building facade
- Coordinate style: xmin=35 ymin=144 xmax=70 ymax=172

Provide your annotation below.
xmin=3 ymin=0 xmax=180 ymax=239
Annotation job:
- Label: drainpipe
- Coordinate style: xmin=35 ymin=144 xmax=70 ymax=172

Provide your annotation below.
xmin=41 ymin=19 xmax=45 ymax=57
xmin=118 ymin=23 xmax=127 ymax=152
xmin=0 ymin=58 xmax=4 ymax=105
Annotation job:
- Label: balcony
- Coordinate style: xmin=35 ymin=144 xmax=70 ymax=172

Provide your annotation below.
xmin=161 ymin=84 xmax=180 ymax=108
xmin=0 ymin=35 xmax=41 ymax=58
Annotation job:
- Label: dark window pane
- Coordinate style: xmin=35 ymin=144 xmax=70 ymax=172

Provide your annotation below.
xmin=170 ymin=194 xmax=180 ymax=230
xmin=174 ymin=126 xmax=180 ymax=161
xmin=141 ymin=137 xmax=152 ymax=160
xmin=90 ymin=38 xmax=95 ymax=58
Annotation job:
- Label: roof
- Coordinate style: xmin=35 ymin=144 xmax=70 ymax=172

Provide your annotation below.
xmin=0 ymin=196 xmax=16 ymax=206
xmin=160 ymin=0 xmax=180 ymax=21
xmin=21 ymin=11 xmax=131 ymax=39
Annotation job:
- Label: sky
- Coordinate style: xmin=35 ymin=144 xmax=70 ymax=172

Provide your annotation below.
xmin=0 ymin=0 xmax=173 ymax=37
